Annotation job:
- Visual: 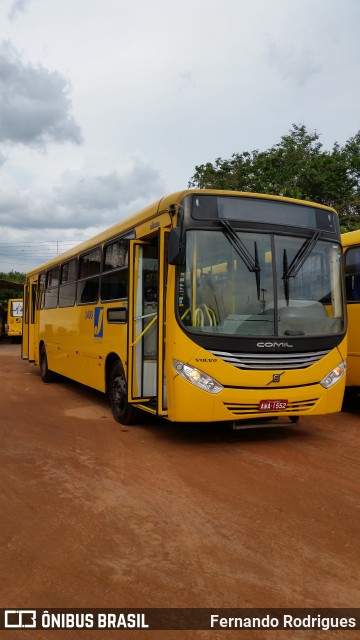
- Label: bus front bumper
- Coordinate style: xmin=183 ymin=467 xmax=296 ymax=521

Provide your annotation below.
xmin=170 ymin=374 xmax=345 ymax=423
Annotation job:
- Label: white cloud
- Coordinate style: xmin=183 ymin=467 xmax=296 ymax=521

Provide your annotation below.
xmin=1 ymin=0 xmax=360 ymax=272
xmin=0 ymin=156 xmax=165 ymax=270
xmin=266 ymin=41 xmax=322 ymax=88
xmin=0 ymin=40 xmax=82 ymax=146
xmin=7 ymin=0 xmax=32 ymax=21
xmin=0 ymin=157 xmax=164 ymax=229
xmin=54 ymin=158 xmax=164 ymax=216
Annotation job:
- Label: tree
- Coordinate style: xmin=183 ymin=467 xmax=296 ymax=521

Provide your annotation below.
xmin=189 ymin=124 xmax=360 ymax=230
xmin=0 ymin=271 xmax=25 ymax=307
xmin=0 ymin=270 xmax=26 ymax=284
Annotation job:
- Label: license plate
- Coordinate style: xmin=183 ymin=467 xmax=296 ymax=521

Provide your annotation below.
xmin=259 ymin=399 xmax=288 ymax=411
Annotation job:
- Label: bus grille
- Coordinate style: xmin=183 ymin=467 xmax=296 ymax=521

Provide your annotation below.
xmin=224 ymin=398 xmax=319 ymax=415
xmin=211 ymin=349 xmax=331 ymax=370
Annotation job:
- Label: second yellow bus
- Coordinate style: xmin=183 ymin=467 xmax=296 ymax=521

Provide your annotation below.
xmin=5 ymin=298 xmax=23 ymax=338
xmin=342 ymin=230 xmax=360 ymax=393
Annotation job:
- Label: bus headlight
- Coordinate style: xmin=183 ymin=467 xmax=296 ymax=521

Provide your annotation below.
xmin=173 ymin=360 xmax=223 ymax=394
xmin=320 ymin=361 xmax=346 ymax=389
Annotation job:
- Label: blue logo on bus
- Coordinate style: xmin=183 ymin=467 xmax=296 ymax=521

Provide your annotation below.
xmin=94 ymin=307 xmax=104 ymax=338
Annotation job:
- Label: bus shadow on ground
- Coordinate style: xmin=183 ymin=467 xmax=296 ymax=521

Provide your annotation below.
xmin=139 ymin=413 xmax=308 ymax=446
xmin=341 ymin=391 xmax=360 ymax=416
xmin=0 ymin=336 xmax=21 ymax=345
xmin=32 ymin=369 xmax=316 ymax=445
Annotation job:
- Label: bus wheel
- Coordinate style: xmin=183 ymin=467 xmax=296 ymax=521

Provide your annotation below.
xmin=40 ymin=345 xmax=56 ymax=383
xmin=108 ymin=362 xmax=140 ymax=425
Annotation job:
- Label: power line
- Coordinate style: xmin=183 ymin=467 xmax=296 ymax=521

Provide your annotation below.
xmin=0 ymin=241 xmax=80 ymax=245
xmin=0 ymin=242 xmax=83 ymax=248
xmin=0 ymin=240 xmax=86 ymax=270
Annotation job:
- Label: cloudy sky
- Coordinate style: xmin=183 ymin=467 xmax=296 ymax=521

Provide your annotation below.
xmin=1 ymin=0 xmax=360 ymax=272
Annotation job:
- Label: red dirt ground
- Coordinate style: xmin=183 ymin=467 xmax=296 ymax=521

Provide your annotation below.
xmin=0 ymin=342 xmax=359 ymax=640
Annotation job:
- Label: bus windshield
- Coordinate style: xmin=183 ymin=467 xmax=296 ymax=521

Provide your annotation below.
xmin=11 ymin=300 xmax=23 ymax=317
xmin=177 ymin=230 xmax=345 ymax=337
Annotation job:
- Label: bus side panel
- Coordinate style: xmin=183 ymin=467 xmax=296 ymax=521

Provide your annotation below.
xmin=346 ymin=304 xmax=360 ymax=386
xmin=40 ymin=306 xmax=103 ymax=391
xmin=342 ymin=232 xmax=360 ymax=388
xmin=39 ymin=304 xmax=127 ymax=393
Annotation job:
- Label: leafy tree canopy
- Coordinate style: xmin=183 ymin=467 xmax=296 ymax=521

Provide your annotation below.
xmin=0 ymin=271 xmax=26 ymax=284
xmin=0 ymin=271 xmax=25 ymax=307
xmin=189 ymin=124 xmax=360 ymax=232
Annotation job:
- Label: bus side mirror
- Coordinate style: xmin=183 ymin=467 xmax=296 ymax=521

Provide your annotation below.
xmin=168 ymin=228 xmax=186 ymax=265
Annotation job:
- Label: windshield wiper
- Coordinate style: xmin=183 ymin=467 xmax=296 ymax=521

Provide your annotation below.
xmin=283 ymin=248 xmax=290 ymax=305
xmin=254 ymin=239 xmax=261 ymax=302
xmin=283 ymin=231 xmax=321 ymax=280
xmin=282 ymin=231 xmax=321 ymax=305
xmin=219 ymin=219 xmax=261 ymax=298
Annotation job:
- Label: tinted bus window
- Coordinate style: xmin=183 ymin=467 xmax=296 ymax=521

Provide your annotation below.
xmin=59 ymin=258 xmax=77 ymax=307
xmin=44 ymin=266 xmax=60 ymax=309
xmin=77 ymin=248 xmax=101 ymax=304
xmin=345 ymin=246 xmax=360 ymax=302
xmin=79 ymin=248 xmax=101 ymax=278
xmin=101 ymin=239 xmax=129 ymax=301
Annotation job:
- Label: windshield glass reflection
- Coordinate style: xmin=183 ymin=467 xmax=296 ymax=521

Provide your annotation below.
xmin=177 ymin=230 xmax=344 ymax=337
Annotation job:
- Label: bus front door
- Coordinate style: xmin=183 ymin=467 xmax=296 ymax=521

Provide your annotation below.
xmin=128 ymin=231 xmax=167 ymax=416
xmin=22 ymin=276 xmax=38 ymax=362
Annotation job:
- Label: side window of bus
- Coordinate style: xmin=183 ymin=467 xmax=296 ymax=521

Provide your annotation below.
xmin=101 ymin=239 xmax=129 ymax=301
xmin=44 ymin=266 xmax=60 ymax=309
xmin=345 ymin=246 xmax=360 ymax=302
xmin=59 ymin=258 xmax=77 ymax=307
xmin=38 ymin=273 xmax=46 ymax=309
xmin=77 ymin=248 xmax=101 ymax=304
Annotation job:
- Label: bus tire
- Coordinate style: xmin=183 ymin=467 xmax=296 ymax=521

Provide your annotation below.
xmin=108 ymin=361 xmax=140 ymax=425
xmin=40 ymin=345 xmax=56 ymax=383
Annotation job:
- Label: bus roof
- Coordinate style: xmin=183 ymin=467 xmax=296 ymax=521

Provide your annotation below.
xmin=25 ymin=189 xmax=337 ymax=277
xmin=341 ymin=229 xmax=360 ymax=247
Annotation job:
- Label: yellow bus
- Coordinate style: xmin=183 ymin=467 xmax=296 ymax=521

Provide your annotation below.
xmin=22 ymin=189 xmax=346 ymax=426
xmin=5 ymin=298 xmax=23 ymax=338
xmin=342 ymin=229 xmax=360 ymax=392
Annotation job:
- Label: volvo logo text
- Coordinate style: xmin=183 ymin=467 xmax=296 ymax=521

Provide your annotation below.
xmin=257 ymin=342 xmax=294 ymax=348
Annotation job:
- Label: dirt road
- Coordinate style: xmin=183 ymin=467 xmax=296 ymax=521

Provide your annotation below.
xmin=0 ymin=342 xmax=359 ymax=639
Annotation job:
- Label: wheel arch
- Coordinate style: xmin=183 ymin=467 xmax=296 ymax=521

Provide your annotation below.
xmin=105 ymin=352 xmax=125 ymax=394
